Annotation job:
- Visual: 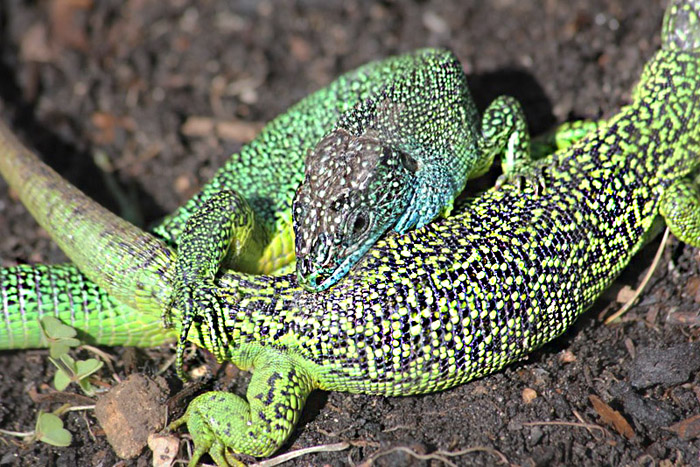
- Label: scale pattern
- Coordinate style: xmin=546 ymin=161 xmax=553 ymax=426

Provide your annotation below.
xmin=1 ymin=0 xmax=700 ymax=463
xmin=153 ymin=49 xmax=480 ymax=275
xmin=149 ymin=40 xmax=700 ymax=461
xmin=293 ymin=83 xmax=529 ymax=292
xmin=214 ymin=50 xmax=700 ymax=395
xmin=0 ymin=264 xmax=171 ymax=349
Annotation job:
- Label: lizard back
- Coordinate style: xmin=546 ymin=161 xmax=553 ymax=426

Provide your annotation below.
xmin=216 ymin=49 xmax=700 ymax=396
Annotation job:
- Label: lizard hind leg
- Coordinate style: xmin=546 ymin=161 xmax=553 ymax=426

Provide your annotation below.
xmin=659 ymin=177 xmax=700 ymax=247
xmin=168 ymin=350 xmax=316 ymax=465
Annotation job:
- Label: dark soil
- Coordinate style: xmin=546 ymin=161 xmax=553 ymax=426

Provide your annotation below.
xmin=1 ymin=0 xmax=700 ymax=465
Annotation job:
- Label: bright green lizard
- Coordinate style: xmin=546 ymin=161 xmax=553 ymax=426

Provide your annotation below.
xmin=2 ymin=0 xmax=700 ymax=465
xmin=160 ymin=49 xmax=534 ymax=369
xmin=0 ymin=49 xmax=533 ymax=360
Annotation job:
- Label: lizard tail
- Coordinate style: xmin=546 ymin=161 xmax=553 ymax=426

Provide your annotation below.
xmin=662 ymin=0 xmax=700 ymax=51
xmin=0 ymin=121 xmax=174 ymax=316
xmin=0 ymin=263 xmax=175 ymax=350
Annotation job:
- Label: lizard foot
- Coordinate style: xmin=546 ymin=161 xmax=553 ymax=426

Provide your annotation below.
xmin=168 ymin=351 xmax=315 ymax=465
xmin=168 ymin=281 xmax=229 ymax=380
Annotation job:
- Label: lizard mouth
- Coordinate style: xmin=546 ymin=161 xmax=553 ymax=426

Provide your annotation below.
xmin=296 ymin=236 xmax=339 ymax=291
xmin=297 ymin=265 xmax=333 ymax=292
xmin=296 ymin=253 xmax=335 ymax=290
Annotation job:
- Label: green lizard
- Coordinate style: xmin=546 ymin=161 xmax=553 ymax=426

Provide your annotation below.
xmin=290 ymin=61 xmax=531 ymax=292
xmin=2 ymin=0 xmax=700 ymax=465
xmin=161 ymin=49 xmax=534 ymax=369
xmin=0 ymin=48 xmax=566 ymax=352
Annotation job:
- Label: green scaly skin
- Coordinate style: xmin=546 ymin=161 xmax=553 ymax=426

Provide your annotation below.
xmin=0 ymin=116 xmax=592 ymax=351
xmin=0 ymin=263 xmax=172 ymax=349
xmin=2 ymin=0 xmax=700 ymax=463
xmin=155 ymin=48 xmax=530 ymax=369
xmin=163 ymin=50 xmax=532 ymax=370
xmin=154 ymin=49 xmax=526 ymax=275
xmin=0 ymin=49 xmax=529 ymax=358
xmin=291 ymin=117 xmax=603 ymax=294
xmin=0 ymin=122 xmax=179 ymax=346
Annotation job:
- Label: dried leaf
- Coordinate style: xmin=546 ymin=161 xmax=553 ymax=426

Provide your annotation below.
xmin=559 ymin=350 xmax=577 ymax=363
xmin=668 ymin=414 xmax=700 ymax=440
xmin=181 ymin=116 xmax=215 ymax=137
xmin=616 ymin=285 xmax=636 ymax=304
xmin=216 ymin=120 xmax=264 ymax=142
xmin=666 ymin=310 xmax=700 ymax=326
xmin=589 ymin=395 xmax=635 ymax=440
xmin=645 ymin=305 xmax=659 ymax=325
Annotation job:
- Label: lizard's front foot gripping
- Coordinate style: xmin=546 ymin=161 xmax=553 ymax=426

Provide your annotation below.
xmin=169 ymin=281 xmax=229 ymax=379
xmin=163 ymin=190 xmax=254 ymax=378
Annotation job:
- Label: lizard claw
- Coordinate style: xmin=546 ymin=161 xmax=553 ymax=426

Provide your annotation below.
xmin=168 ymin=281 xmax=228 ymax=380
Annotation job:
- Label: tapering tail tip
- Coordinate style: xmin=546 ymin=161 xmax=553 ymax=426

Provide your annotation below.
xmin=663 ymin=0 xmax=700 ymax=51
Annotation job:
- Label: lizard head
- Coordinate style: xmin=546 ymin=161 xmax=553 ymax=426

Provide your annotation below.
xmin=293 ymin=128 xmax=417 ymax=292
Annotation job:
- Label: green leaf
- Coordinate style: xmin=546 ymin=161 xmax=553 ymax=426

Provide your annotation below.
xmin=49 ymin=341 xmax=72 ymax=360
xmin=58 ymin=354 xmax=77 ymax=369
xmin=35 ymin=413 xmax=72 ymax=447
xmin=53 ymin=370 xmax=71 ymax=392
xmin=74 ymin=359 xmax=103 ymax=379
xmin=77 ymin=378 xmax=95 ymax=396
xmin=41 ymin=316 xmax=77 ymax=339
xmin=41 ymin=316 xmax=81 ymax=359
xmin=74 ymin=358 xmax=103 ymax=396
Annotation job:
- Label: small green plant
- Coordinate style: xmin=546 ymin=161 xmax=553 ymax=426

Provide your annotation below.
xmin=0 ymin=317 xmax=104 ymax=448
xmin=0 ymin=409 xmax=72 ymax=447
xmin=40 ymin=316 xmax=81 ymax=359
xmin=40 ymin=316 xmax=104 ymax=396
xmin=34 ymin=411 xmax=72 ymax=447
xmin=50 ymin=354 xmax=104 ymax=395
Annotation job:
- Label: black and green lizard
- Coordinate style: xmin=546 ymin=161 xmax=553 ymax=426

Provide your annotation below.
xmin=160 ymin=49 xmax=534 ymax=365
xmin=290 ymin=55 xmax=531 ymax=292
xmin=2 ymin=0 xmax=700 ymax=464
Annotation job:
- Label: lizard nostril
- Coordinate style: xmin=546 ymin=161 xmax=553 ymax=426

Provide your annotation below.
xmin=298 ymin=257 xmax=312 ymax=275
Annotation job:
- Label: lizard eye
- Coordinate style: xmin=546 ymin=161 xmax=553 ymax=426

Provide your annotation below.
xmin=351 ymin=213 xmax=369 ymax=237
